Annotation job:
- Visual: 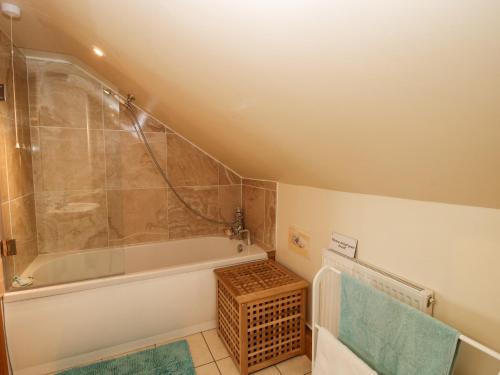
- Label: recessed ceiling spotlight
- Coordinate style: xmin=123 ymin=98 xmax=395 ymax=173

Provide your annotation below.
xmin=92 ymin=47 xmax=104 ymax=57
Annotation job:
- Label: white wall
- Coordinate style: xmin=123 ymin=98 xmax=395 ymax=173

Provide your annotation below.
xmin=276 ymin=183 xmax=500 ymax=375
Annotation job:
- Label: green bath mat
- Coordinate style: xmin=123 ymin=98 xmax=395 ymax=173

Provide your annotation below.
xmin=58 ymin=340 xmax=195 ymax=375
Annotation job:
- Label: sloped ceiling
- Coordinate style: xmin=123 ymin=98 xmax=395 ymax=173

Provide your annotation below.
xmin=1 ymin=0 xmax=499 ymax=208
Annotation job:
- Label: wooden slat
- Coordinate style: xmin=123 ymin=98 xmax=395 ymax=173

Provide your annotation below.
xmin=215 ymin=260 xmax=308 ymax=374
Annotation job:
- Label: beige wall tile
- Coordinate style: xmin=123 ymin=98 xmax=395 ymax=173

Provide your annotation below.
xmin=9 ymin=194 xmax=38 ymax=276
xmin=1 ymin=202 xmax=11 ymax=238
xmin=243 ymin=179 xmax=277 ymax=191
xmin=10 ymin=194 xmax=37 ymax=244
xmin=0 ymin=119 xmax=8 ymax=202
xmin=243 ymin=185 xmax=265 ymax=243
xmin=29 ymin=61 xmax=103 ymax=129
xmin=36 ymin=190 xmax=108 ymax=253
xmin=103 ymin=95 xmax=171 ymax=133
xmin=219 ymin=165 xmax=241 ymax=185
xmin=0 ymin=33 xmax=14 ymax=120
xmin=105 ymin=130 xmax=166 ymax=189
xmin=167 ymin=134 xmax=219 ymax=187
xmin=219 ymin=185 xmax=242 ymax=225
xmin=14 ymin=48 xmax=30 ymax=129
xmin=36 ymin=127 xmax=105 ymax=191
xmin=30 ymin=127 xmax=42 ymax=193
xmin=168 ymin=187 xmax=219 ymax=239
xmin=264 ymin=190 xmax=277 ymax=249
xmin=12 ymin=239 xmax=37 ymax=276
xmin=4 ymin=124 xmax=34 ymax=199
xmin=27 ymin=61 xmax=39 ymax=127
xmin=107 ymin=188 xmax=168 ymax=246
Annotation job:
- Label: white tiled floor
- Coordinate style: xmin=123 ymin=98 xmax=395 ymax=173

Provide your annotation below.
xmin=53 ymin=329 xmax=312 ymax=375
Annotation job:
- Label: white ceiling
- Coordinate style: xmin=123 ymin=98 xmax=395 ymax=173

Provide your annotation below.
xmin=2 ymin=0 xmax=500 ymax=208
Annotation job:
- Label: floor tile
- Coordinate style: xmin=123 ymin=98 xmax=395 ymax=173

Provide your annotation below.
xmin=156 ymin=333 xmax=213 ymax=367
xmin=275 ymin=355 xmax=312 ymax=375
xmin=216 ymin=357 xmax=240 ymax=375
xmin=196 ymin=362 xmax=221 ymax=375
xmin=254 ymin=366 xmax=281 ymax=374
xmin=203 ymin=329 xmax=230 ymax=360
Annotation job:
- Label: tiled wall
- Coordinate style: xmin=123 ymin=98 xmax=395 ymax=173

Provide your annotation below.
xmin=242 ymin=179 xmax=277 ymax=250
xmin=28 ymin=59 xmax=242 ymax=253
xmin=0 ymin=32 xmax=38 ymax=282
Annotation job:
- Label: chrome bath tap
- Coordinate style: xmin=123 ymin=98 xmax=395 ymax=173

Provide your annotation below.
xmin=227 ymin=208 xmax=252 ymax=245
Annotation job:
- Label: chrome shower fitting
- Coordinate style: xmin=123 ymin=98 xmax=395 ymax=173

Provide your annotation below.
xmin=101 ymin=88 xmax=231 ymax=226
xmin=227 ymin=208 xmax=252 ymax=245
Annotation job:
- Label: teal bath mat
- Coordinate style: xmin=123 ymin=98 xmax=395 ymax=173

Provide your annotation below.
xmin=58 ymin=340 xmax=195 ymax=375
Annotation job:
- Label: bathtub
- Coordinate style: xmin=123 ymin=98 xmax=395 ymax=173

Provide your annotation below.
xmin=4 ymin=236 xmax=267 ymax=375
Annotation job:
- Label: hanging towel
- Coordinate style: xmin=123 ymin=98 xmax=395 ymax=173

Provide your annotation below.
xmin=314 ymin=326 xmax=378 ymax=375
xmin=339 ymin=273 xmax=460 ymax=375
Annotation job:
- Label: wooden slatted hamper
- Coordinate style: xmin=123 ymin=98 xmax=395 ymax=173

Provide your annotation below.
xmin=214 ymin=260 xmax=308 ymax=374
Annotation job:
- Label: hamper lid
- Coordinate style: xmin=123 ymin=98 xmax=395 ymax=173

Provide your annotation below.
xmin=214 ymin=260 xmax=309 ymax=302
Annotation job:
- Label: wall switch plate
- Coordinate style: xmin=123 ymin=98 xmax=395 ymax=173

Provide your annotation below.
xmin=288 ymin=226 xmax=310 ymax=257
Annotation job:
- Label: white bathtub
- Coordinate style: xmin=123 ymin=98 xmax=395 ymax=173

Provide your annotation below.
xmin=4 ymin=237 xmax=267 ymax=375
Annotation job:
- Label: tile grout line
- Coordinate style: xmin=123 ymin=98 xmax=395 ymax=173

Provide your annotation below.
xmin=200 ymin=330 xmax=216 ymax=363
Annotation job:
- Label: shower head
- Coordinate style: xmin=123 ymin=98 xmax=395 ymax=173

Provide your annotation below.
xmin=1 ymin=3 xmax=21 ymax=18
xmin=125 ymin=94 xmax=135 ymax=106
xmin=103 ymin=88 xmax=135 ymax=107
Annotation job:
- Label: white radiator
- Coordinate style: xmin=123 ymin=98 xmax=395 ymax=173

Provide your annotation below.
xmin=312 ymin=249 xmax=500 ymax=368
xmin=316 ymin=249 xmax=434 ymax=339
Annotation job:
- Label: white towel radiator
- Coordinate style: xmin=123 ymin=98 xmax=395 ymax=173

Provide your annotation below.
xmin=312 ymin=249 xmax=500 ymax=369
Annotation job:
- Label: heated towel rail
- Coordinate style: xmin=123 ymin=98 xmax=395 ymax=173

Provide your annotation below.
xmin=311 ymin=249 xmax=500 ymax=368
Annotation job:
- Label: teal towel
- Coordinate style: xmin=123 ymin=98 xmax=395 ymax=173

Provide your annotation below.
xmin=58 ymin=340 xmax=195 ymax=375
xmin=339 ymin=273 xmax=460 ymax=375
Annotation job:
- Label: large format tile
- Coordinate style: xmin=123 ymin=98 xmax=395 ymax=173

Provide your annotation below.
xmin=216 ymin=357 xmax=239 ymax=375
xmin=275 ymin=355 xmax=312 ymax=375
xmin=107 ymin=188 xmax=168 ymax=246
xmin=0 ymin=118 xmax=9 ymax=202
xmin=242 ymin=185 xmax=265 ymax=243
xmin=202 ymin=329 xmax=229 ymax=361
xmin=254 ymin=366 xmax=281 ymax=375
xmin=35 ymin=127 xmax=105 ymax=191
xmin=217 ymin=358 xmax=280 ymax=375
xmin=36 ymin=190 xmax=108 ymax=253
xmin=1 ymin=202 xmax=11 ymax=239
xmin=242 ymin=179 xmax=277 ymax=191
xmin=12 ymin=239 xmax=37 ymax=277
xmin=218 ymin=165 xmax=241 ymax=185
xmin=105 ymin=130 xmax=167 ymax=189
xmin=3 ymin=120 xmax=34 ymax=199
xmin=167 ymin=134 xmax=219 ymax=187
xmin=0 ymin=32 xmax=13 ymax=120
xmin=263 ymin=190 xmax=277 ymax=249
xmin=28 ymin=60 xmax=103 ymax=128
xmin=103 ymin=94 xmax=170 ymax=133
xmin=184 ymin=334 xmax=214 ymax=367
xmin=10 ymin=194 xmax=37 ymax=244
xmin=219 ymin=185 xmax=242 ymax=225
xmin=196 ymin=362 xmax=221 ymax=375
xmin=168 ymin=187 xmax=219 ymax=239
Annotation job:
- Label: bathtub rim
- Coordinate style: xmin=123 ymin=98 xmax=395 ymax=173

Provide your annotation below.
xmin=4 ymin=245 xmax=267 ymax=303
